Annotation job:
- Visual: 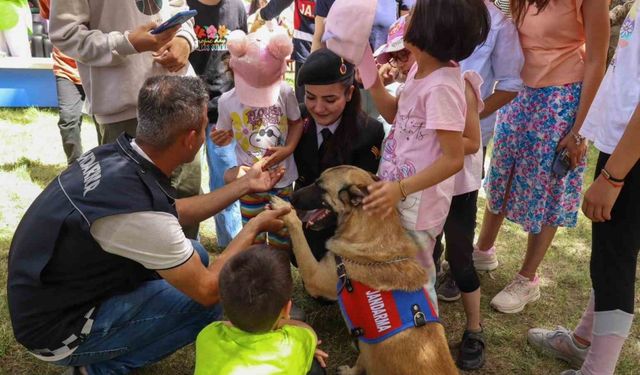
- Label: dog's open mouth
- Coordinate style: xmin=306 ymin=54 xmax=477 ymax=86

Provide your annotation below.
xmin=302 ymin=208 xmax=336 ymax=231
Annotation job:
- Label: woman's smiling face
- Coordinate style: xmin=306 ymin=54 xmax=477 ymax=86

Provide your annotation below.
xmin=304 ymin=82 xmax=354 ymax=126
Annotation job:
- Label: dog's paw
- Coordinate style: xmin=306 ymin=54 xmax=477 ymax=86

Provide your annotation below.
xmin=270 ymin=196 xmax=291 ymax=210
xmin=270 ymin=196 xmax=300 ymax=226
xmin=337 ymin=365 xmax=357 ymax=375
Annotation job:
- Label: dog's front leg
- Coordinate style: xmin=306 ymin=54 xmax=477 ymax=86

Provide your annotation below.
xmin=271 ymin=197 xmax=338 ymax=300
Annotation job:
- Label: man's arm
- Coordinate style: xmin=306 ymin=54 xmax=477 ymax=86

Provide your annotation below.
xmin=50 ymin=0 xmax=178 ymax=66
xmin=157 ymin=207 xmax=290 ymax=306
xmin=175 ymin=160 xmax=285 ymax=226
xmin=259 ymin=0 xmax=295 ymax=21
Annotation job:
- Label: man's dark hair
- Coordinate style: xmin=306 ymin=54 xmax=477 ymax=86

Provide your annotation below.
xmin=137 ymin=75 xmax=209 ymax=148
xmin=404 ymin=0 xmax=490 ymax=63
xmin=219 ymin=245 xmax=293 ymax=333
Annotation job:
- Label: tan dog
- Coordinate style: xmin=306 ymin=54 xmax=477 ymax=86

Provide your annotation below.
xmin=271 ymin=165 xmax=458 ymax=375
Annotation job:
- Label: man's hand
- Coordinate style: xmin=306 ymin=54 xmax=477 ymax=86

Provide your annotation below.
xmin=557 ymin=132 xmax=587 ymax=169
xmin=211 ymin=128 xmax=233 ymax=147
xmin=263 ymin=146 xmax=294 ymax=170
xmin=245 ymin=205 xmax=291 ymax=234
xmin=128 ymin=22 xmax=179 ymax=53
xmin=153 ymin=36 xmax=191 ymax=72
xmin=242 ymin=160 xmax=285 ymax=193
xmin=362 ymin=180 xmax=402 ymax=218
xmin=582 ymin=175 xmax=622 ymax=222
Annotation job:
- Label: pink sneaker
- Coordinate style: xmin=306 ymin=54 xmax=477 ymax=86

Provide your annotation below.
xmin=472 ymin=245 xmax=498 ymax=271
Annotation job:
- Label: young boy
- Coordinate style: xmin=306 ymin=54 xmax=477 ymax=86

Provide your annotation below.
xmin=195 ymin=246 xmax=327 ymax=374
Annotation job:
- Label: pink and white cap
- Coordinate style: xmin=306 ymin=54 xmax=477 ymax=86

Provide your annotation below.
xmin=227 ymin=26 xmax=293 ymax=108
xmin=373 ymin=15 xmax=408 ymax=64
xmin=322 ymin=0 xmax=378 ymax=89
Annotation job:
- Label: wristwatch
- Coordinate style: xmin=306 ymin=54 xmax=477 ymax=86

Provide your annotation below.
xmin=601 ymin=168 xmax=625 ymax=184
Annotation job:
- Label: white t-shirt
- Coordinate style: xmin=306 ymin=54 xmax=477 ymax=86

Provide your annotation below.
xmin=217 ymin=82 xmax=301 ymax=188
xmin=89 ymin=140 xmax=195 ymax=270
xmin=453 ymin=71 xmax=486 ymax=196
xmin=580 ymin=2 xmax=640 ymax=154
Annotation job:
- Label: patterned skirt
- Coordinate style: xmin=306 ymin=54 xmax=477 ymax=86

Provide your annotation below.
xmin=484 ymin=83 xmax=585 ymax=234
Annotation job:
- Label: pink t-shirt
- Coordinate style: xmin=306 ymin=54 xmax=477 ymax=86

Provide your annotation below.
xmin=378 ymin=64 xmax=466 ymax=231
xmin=453 ymin=71 xmax=485 ymax=196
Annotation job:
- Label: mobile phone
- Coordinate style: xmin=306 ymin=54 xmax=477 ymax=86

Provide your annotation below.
xmin=150 ymin=10 xmax=197 ymax=35
xmin=552 ymin=149 xmax=571 ymax=177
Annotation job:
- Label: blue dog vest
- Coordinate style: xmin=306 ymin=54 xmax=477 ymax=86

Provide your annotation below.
xmin=335 ymin=256 xmax=439 ymax=344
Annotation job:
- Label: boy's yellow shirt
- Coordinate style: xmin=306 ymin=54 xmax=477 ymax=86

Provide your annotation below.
xmin=195 ymin=321 xmax=316 ymax=375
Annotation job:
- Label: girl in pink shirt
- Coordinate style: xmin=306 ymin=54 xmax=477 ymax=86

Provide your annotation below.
xmin=362 ymin=0 xmax=490 ymax=316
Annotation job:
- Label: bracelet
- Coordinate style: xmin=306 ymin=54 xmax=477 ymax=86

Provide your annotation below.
xmin=398 ymin=180 xmax=408 ymax=201
xmin=600 ymin=168 xmax=624 ymax=188
xmin=601 ymin=175 xmax=624 ymax=189
xmin=570 ymin=130 xmax=585 ymax=146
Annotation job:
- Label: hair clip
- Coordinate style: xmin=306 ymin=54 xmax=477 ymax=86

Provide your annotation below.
xmin=339 ymin=58 xmax=347 ymax=75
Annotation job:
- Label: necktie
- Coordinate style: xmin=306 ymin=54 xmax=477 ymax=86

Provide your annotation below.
xmin=318 ymin=128 xmax=333 ymax=161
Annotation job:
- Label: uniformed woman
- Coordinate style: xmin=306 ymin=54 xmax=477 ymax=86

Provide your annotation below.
xmin=294 ymin=48 xmax=385 ymax=262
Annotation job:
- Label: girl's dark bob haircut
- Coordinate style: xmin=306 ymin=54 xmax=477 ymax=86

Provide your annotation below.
xmin=404 ymin=0 xmax=490 ymax=63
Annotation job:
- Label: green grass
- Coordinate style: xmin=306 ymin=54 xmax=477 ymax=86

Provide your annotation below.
xmin=0 ymin=108 xmax=639 ymax=374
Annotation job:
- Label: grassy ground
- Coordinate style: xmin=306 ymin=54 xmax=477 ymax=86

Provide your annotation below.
xmin=0 ymin=107 xmax=638 ymax=375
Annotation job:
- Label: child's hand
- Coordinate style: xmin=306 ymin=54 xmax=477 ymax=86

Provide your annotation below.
xmin=379 ymin=63 xmax=398 ymax=86
xmin=210 ymin=128 xmax=233 ymax=147
xmin=362 ymin=180 xmax=402 ymax=218
xmin=314 ymin=340 xmax=329 ymax=368
xmin=263 ymin=146 xmax=293 ymax=170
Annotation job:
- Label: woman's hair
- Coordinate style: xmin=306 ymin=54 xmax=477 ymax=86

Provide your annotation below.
xmin=510 ymin=0 xmax=551 ymax=26
xmin=248 ymin=0 xmax=262 ymax=15
xmin=320 ymin=79 xmax=363 ymax=167
xmin=404 ymin=0 xmax=490 ymax=62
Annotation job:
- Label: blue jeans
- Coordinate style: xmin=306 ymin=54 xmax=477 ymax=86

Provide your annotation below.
xmin=205 ymin=123 xmax=242 ymax=247
xmin=52 ymin=241 xmax=222 ymax=375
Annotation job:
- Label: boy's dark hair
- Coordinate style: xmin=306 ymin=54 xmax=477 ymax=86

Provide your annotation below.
xmin=404 ymin=0 xmax=490 ymax=63
xmin=219 ymin=245 xmax=293 ymax=333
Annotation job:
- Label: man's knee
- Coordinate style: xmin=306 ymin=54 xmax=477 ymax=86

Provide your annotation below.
xmin=191 ymin=240 xmax=209 ymax=267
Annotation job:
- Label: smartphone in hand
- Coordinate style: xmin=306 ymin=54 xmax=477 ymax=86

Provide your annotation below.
xmin=150 ymin=10 xmax=198 ymax=35
xmin=552 ymin=149 xmax=571 ymax=177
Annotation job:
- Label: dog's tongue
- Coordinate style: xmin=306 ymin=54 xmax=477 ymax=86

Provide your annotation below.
xmin=305 ymin=209 xmax=331 ymax=229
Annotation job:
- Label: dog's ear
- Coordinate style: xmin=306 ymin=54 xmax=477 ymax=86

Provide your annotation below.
xmin=339 ymin=184 xmax=369 ymax=207
xmin=368 ymin=172 xmax=380 ymax=182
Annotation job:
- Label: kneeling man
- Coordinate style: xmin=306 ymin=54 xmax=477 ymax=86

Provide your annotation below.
xmin=7 ymin=76 xmax=289 ymax=374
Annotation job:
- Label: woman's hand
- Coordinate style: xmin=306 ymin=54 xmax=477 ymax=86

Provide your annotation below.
xmin=362 ymin=181 xmax=402 ymax=218
xmin=210 ymin=128 xmax=233 ymax=147
xmin=582 ymin=175 xmax=622 ymax=222
xmin=557 ymin=132 xmax=587 ymax=170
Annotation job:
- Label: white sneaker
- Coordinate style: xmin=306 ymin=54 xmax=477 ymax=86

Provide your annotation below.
xmin=527 ymin=326 xmax=588 ymax=368
xmin=472 ymin=245 xmax=498 ymax=271
xmin=490 ymin=274 xmax=540 ymax=313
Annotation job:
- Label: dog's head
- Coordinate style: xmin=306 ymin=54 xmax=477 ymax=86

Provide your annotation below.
xmin=291 ymin=166 xmax=379 ymax=230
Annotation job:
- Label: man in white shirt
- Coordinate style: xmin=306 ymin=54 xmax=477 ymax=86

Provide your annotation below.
xmin=7 ymin=76 xmax=289 ymax=374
